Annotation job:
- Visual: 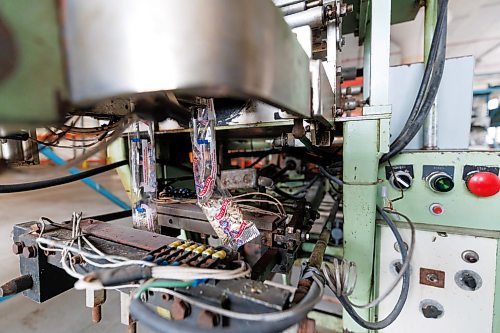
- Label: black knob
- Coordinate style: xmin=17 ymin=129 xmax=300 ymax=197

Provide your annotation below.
xmin=462 ymin=273 xmax=477 ymax=290
xmin=422 ymin=304 xmax=443 ymax=319
xmin=389 ymin=170 xmax=413 ymax=190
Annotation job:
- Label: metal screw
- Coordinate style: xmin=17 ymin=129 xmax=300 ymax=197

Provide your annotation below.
xmin=325 ymin=5 xmax=334 ymax=20
xmin=393 ymin=242 xmax=409 ymax=253
xmin=92 ymin=305 xmax=102 ymax=323
xmin=161 ymin=293 xmax=171 ymax=302
xmin=198 ymin=310 xmax=220 ymax=328
xmin=71 ymin=255 xmax=84 ymax=265
xmin=12 ymin=242 xmax=24 ymax=255
xmin=426 ymin=273 xmax=438 ymax=283
xmin=171 ymin=298 xmax=190 ymax=320
xmin=22 ymin=246 xmax=37 ymax=258
xmin=128 ymin=315 xmax=137 ymax=333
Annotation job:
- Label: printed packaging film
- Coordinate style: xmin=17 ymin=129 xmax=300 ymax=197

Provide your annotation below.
xmin=191 ymin=100 xmax=260 ymax=248
xmin=129 ymin=120 xmax=158 ymax=232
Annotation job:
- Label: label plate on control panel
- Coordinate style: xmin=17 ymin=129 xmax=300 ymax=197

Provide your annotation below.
xmin=462 ymin=165 xmax=499 ymax=180
xmin=385 ymin=165 xmax=414 ymax=180
xmin=422 ymin=165 xmax=454 ymax=179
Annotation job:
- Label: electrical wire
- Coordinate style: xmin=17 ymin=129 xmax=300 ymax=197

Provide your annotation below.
xmin=0 ymin=160 xmax=127 ymax=193
xmin=348 ymin=208 xmax=415 ymax=309
xmin=232 ymin=192 xmax=286 ymax=216
xmin=63 ymin=113 xmax=138 ymax=170
xmin=129 ymin=276 xmax=323 ymax=333
xmin=36 ymin=213 xmax=253 ymax=292
xmin=325 ymin=206 xmax=411 ymax=330
xmin=319 ymin=166 xmax=343 ymax=187
xmin=380 ymin=0 xmax=448 ymax=162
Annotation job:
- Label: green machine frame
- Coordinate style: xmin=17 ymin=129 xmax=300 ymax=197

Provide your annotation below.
xmin=340 ymin=0 xmax=500 ymax=332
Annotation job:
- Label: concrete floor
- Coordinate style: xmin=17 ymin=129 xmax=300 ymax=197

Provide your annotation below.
xmin=0 ymin=167 xmax=145 ymax=333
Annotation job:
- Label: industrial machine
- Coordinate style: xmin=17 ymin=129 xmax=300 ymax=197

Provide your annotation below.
xmin=0 ymin=0 xmax=499 ymax=332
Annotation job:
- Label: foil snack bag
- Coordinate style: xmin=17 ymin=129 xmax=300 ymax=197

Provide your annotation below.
xmin=129 ymin=120 xmax=158 ymax=232
xmin=191 ymin=100 xmax=259 ymax=248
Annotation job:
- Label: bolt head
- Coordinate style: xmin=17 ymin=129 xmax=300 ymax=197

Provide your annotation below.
xmin=171 ymin=298 xmax=190 ymax=320
xmin=198 ymin=310 xmax=219 ymax=328
xmin=22 ymin=246 xmax=36 ymax=258
xmin=12 ymin=242 xmax=24 ymax=255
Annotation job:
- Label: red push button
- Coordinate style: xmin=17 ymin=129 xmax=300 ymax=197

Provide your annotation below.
xmin=430 ymin=203 xmax=444 ymax=216
xmin=466 ymin=172 xmax=500 ymax=197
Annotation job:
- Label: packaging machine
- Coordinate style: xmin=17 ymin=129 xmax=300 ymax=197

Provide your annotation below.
xmin=0 ymin=0 xmax=499 ymax=332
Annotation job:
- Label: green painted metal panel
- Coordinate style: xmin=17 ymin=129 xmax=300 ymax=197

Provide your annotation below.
xmin=0 ymin=0 xmax=67 ymax=126
xmin=342 ymin=119 xmax=390 ymax=332
xmin=343 ymin=0 xmax=421 ymax=41
xmin=343 ymin=120 xmax=380 ymax=184
xmin=309 ymin=310 xmax=344 ymax=332
xmin=378 ymin=151 xmax=500 ymax=231
xmin=342 ymin=184 xmax=377 ymax=332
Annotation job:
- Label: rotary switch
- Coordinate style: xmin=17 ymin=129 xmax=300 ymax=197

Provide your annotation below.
xmin=389 ymin=170 xmax=413 ymax=190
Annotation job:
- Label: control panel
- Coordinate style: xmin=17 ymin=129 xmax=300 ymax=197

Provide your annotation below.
xmin=378 ymin=227 xmax=498 ymax=333
xmin=379 ymin=151 xmax=500 ymax=231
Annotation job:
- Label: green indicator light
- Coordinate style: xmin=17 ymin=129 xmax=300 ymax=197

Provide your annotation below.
xmin=434 ymin=176 xmax=454 ymax=192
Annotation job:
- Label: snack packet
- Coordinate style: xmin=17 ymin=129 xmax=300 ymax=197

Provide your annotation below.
xmin=129 ymin=120 xmax=158 ymax=232
xmin=191 ymin=100 xmax=259 ymax=248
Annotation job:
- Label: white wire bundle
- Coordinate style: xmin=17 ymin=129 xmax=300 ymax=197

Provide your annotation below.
xmin=151 ymin=260 xmax=251 ymax=281
xmin=232 ymin=192 xmax=287 ymax=217
xmin=35 ymin=212 xmax=252 ymax=291
xmin=36 ymin=213 xmax=155 ymax=286
xmin=322 ymin=258 xmax=357 ymax=297
xmin=155 ymin=192 xmax=287 ymax=219
xmin=322 ymin=207 xmax=415 ymax=309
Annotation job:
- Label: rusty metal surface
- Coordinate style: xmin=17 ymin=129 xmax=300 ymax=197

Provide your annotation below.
xmin=157 ymin=202 xmax=283 ymax=232
xmin=79 ymin=219 xmax=177 ymax=251
xmin=147 ymin=278 xmax=291 ymax=330
xmin=297 ymin=318 xmax=316 ymax=333
xmin=220 ymin=168 xmax=257 ymax=190
xmin=0 ymin=275 xmax=32 ymax=297
xmin=419 ymin=267 xmax=446 ymax=289
xmin=12 ymin=221 xmax=157 ymax=302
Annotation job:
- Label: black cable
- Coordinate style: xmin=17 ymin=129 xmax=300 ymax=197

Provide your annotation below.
xmin=389 ymin=29 xmax=446 ymax=154
xmin=248 ymin=155 xmax=267 ymax=168
xmin=87 ymin=209 xmax=132 ymax=222
xmin=0 ymin=160 xmax=128 ymax=193
xmin=335 ymin=206 xmax=409 ymax=330
xmin=380 ymin=0 xmax=448 ymax=163
xmin=273 ymin=175 xmax=321 ymax=200
xmin=129 ymin=278 xmax=323 ymax=333
xmin=383 ymin=0 xmax=447 ymax=159
xmin=319 ymin=166 xmax=343 ymax=188
xmin=393 ymin=0 xmax=444 ymax=133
